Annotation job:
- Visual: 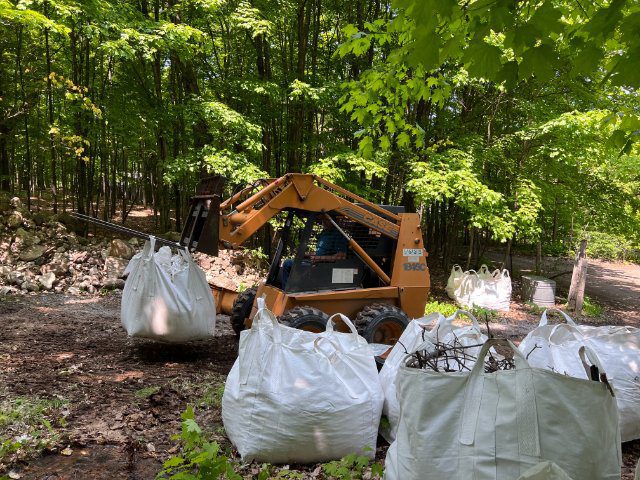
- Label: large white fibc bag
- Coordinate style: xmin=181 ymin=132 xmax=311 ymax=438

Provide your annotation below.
xmin=121 ymin=237 xmax=216 ymax=342
xmin=469 ymin=265 xmax=512 ymax=311
xmin=517 ymin=462 xmax=574 ymax=480
xmin=446 ymin=265 xmax=465 ymax=300
xmin=379 ymin=310 xmax=488 ymax=442
xmin=222 ymin=299 xmax=383 ymax=464
xmin=520 ymin=309 xmax=640 ymax=442
xmin=446 ymin=264 xmax=511 ymax=311
xmin=385 ymin=339 xmax=621 ymax=480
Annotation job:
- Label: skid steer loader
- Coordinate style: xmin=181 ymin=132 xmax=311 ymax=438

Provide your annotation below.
xmin=74 ymin=173 xmax=430 ymax=349
xmin=212 ymin=173 xmax=429 ymax=346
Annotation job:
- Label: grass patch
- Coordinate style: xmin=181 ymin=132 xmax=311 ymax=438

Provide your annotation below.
xmin=470 ymin=307 xmax=499 ymax=323
xmin=524 ymin=301 xmax=546 ymax=315
xmin=424 ymin=298 xmax=458 ymax=317
xmin=582 ymin=296 xmax=604 ymax=317
xmin=135 ymin=386 xmax=161 ymax=399
xmin=0 ymin=390 xmax=67 ymax=463
xmin=169 ymin=373 xmax=226 ymax=409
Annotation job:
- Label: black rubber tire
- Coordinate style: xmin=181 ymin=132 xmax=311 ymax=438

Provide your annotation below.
xmin=230 ymin=286 xmax=257 ymax=338
xmin=279 ymin=306 xmax=329 ymax=333
xmin=355 ymin=303 xmax=410 ymax=345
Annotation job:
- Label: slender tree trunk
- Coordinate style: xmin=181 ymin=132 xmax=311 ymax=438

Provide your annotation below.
xmin=568 ymin=239 xmax=588 ymax=314
xmin=17 ymin=27 xmax=32 ymax=211
xmin=502 ymin=237 xmax=512 ymax=271
xmin=466 ymin=227 xmax=475 ymax=270
xmin=286 ymin=0 xmax=311 ymax=173
xmin=44 ymin=2 xmax=58 ymax=212
xmin=0 ymin=41 xmax=9 ymax=192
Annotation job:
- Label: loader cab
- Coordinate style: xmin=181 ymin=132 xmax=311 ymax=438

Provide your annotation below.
xmin=265 ymin=208 xmax=401 ymax=294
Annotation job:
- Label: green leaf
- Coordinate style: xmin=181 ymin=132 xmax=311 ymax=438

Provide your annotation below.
xmin=571 ymin=42 xmax=604 ymax=76
xmin=462 ymin=42 xmax=503 ymax=80
xmin=496 ymin=61 xmax=519 ymax=89
xmin=507 ymin=23 xmax=541 ymax=51
xmin=163 ymin=456 xmax=186 ymax=468
xmin=609 ymin=129 xmax=628 ymax=149
xmin=581 ymin=0 xmax=626 ymax=40
xmin=184 ymin=419 xmax=201 ymax=435
xmin=530 ymin=4 xmax=563 ymax=34
xmin=519 ymin=44 xmax=556 ymax=82
xmin=379 ymin=135 xmax=391 ymax=151
xmin=397 ymin=131 xmax=411 ymax=148
xmin=608 ymin=47 xmax=640 ymax=88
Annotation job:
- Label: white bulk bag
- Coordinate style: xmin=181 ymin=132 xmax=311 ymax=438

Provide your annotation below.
xmin=121 ymin=237 xmax=216 ymax=342
xmin=447 ymin=264 xmax=512 ymax=311
xmin=517 ymin=462 xmax=574 ymax=480
xmin=470 ymin=265 xmax=512 ymax=311
xmin=520 ymin=309 xmax=640 ymax=442
xmin=446 ymin=264 xmax=465 ymax=300
xmin=379 ymin=310 xmax=488 ymax=442
xmin=446 ymin=267 xmax=479 ymax=307
xmin=385 ymin=339 xmax=621 ymax=480
xmin=222 ymin=299 xmax=383 ymax=464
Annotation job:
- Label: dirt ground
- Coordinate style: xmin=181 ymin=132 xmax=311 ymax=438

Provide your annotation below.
xmin=1 ymin=258 xmax=639 ymax=479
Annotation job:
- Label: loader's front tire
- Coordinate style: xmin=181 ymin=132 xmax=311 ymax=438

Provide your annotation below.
xmin=356 ymin=304 xmax=409 ymax=345
xmin=230 ymin=286 xmax=257 ymax=338
xmin=279 ymin=306 xmax=329 ymax=333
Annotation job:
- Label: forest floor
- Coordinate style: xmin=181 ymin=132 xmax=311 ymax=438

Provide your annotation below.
xmin=1 ymin=256 xmax=639 ymax=479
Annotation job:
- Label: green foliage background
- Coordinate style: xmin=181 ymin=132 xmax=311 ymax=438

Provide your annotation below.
xmin=0 ymin=0 xmax=639 ymax=261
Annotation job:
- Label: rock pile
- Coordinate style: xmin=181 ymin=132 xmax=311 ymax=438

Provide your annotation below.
xmin=195 ymin=249 xmax=265 ymax=292
xmin=0 ymin=198 xmax=265 ymax=296
xmin=0 ymin=199 xmax=127 ymax=295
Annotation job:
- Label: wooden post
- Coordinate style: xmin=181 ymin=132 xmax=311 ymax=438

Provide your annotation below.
xmin=568 ymin=239 xmax=588 ymax=313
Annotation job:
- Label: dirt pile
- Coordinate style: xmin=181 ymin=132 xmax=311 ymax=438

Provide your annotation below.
xmin=0 ymin=198 xmax=264 ymax=296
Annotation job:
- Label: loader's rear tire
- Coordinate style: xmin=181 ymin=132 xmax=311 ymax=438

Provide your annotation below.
xmin=356 ymin=304 xmax=409 ymax=345
xmin=230 ymin=286 xmax=257 ymax=338
xmin=279 ymin=306 xmax=329 ymax=333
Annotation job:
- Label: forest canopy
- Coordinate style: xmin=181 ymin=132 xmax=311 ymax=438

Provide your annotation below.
xmin=1 ymin=0 xmax=639 ymax=263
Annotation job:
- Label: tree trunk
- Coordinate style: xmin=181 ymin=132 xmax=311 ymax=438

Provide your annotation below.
xmin=44 ymin=2 xmax=58 ymax=212
xmin=568 ymin=239 xmax=588 ymax=314
xmin=465 ymin=227 xmax=475 ymax=270
xmin=285 ymin=0 xmax=311 ymax=173
xmin=17 ymin=27 xmax=32 ymax=211
xmin=535 ymin=240 xmax=542 ymax=275
xmin=502 ymin=237 xmax=512 ymax=271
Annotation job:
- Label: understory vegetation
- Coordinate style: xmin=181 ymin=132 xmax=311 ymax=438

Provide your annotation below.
xmin=157 ymin=407 xmax=384 ymax=480
xmin=0 ymin=390 xmax=68 ymax=464
xmin=1 ymin=0 xmax=639 ymax=268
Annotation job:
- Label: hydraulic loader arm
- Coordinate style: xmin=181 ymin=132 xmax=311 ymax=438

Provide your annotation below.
xmin=219 ymin=173 xmax=401 ymax=247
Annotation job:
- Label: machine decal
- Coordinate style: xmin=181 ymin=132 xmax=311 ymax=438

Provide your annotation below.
xmin=338 ymin=206 xmax=399 ymax=239
xmin=332 ymin=268 xmax=356 ymax=283
xmin=403 ymin=248 xmax=424 ymax=263
xmin=403 ymin=262 xmax=426 ymax=271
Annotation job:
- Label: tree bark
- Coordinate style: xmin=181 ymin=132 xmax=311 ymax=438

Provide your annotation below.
xmin=285 ymin=0 xmax=311 ymax=173
xmin=568 ymin=239 xmax=588 ymax=314
xmin=465 ymin=227 xmax=475 ymax=270
xmin=44 ymin=1 xmax=58 ymax=212
xmin=535 ymin=240 xmax=542 ymax=275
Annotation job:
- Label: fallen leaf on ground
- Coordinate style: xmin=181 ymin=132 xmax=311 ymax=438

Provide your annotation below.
xmin=61 ymin=447 xmax=73 ymax=456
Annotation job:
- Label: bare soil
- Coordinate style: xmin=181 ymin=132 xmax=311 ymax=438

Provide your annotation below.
xmin=1 ymin=256 xmax=639 ymax=479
